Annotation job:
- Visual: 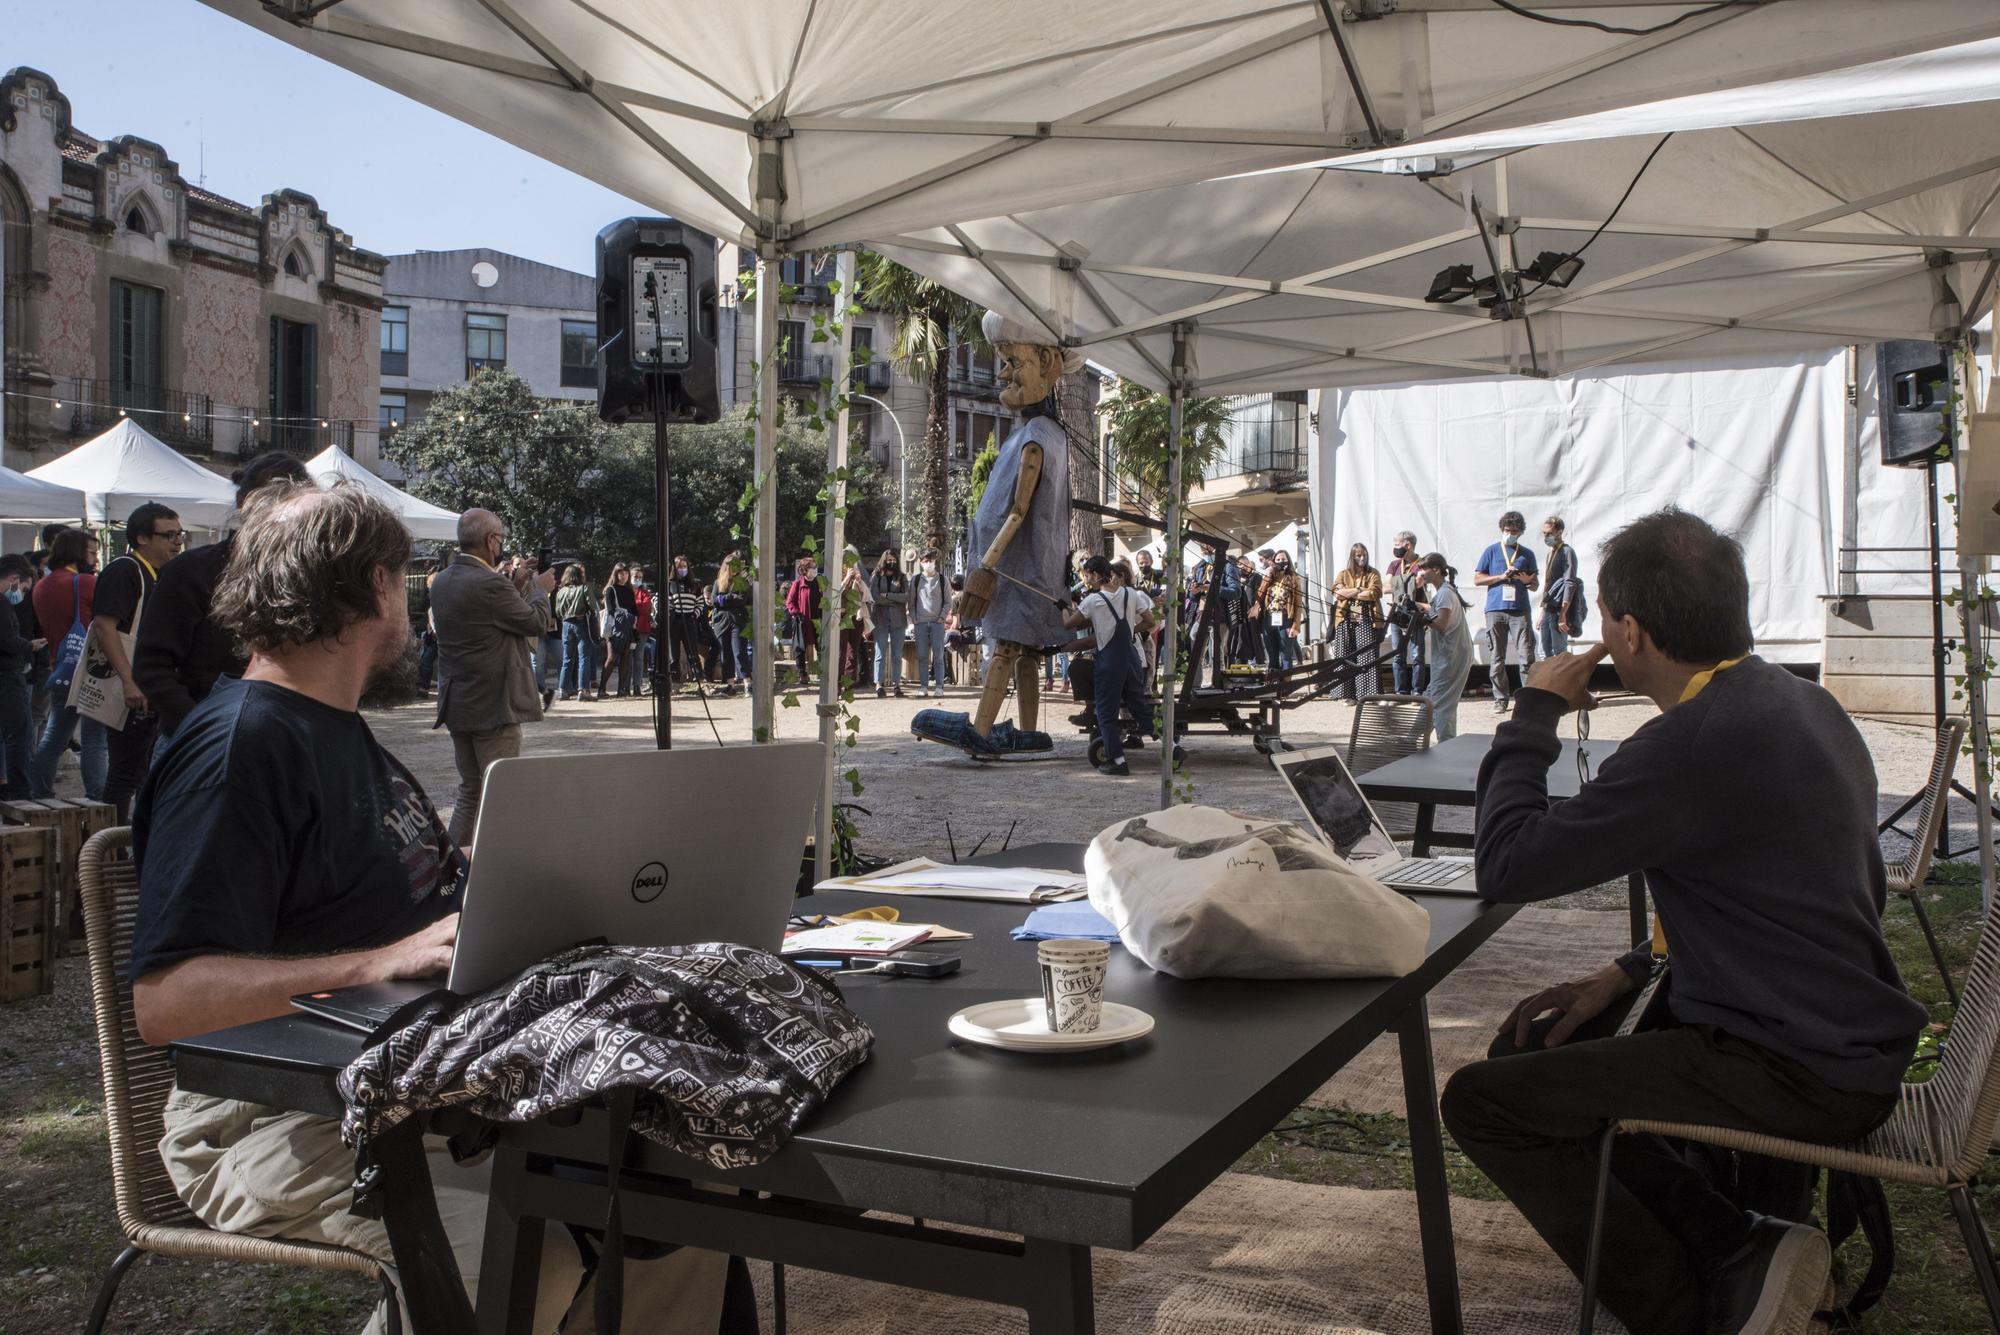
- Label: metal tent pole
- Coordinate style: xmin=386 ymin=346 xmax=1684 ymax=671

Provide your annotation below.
xmin=751 ymin=248 xmax=780 ymax=742
xmin=816 ymin=249 xmax=857 ymax=885
xmin=1158 ymin=323 xmax=1192 ymax=808
xmin=1953 ymin=340 xmax=1996 ymax=912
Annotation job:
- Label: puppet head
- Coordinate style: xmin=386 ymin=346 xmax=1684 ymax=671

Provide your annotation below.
xmin=982 ymin=311 xmax=1084 ymax=409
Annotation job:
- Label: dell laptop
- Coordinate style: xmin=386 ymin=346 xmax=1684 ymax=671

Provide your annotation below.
xmin=1271 ymin=744 xmax=1478 ymax=894
xmin=292 ymin=741 xmax=825 ymax=1032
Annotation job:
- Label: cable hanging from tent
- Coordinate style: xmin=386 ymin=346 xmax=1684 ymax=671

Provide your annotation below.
xmin=1481 ymin=0 xmax=1762 ymax=37
xmin=1517 ymin=132 xmax=1675 ymax=302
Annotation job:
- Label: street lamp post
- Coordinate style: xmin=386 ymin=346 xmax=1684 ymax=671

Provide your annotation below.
xmin=849 ymin=391 xmax=909 ymax=546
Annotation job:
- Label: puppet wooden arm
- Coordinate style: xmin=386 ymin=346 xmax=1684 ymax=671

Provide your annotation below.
xmin=957 ymin=442 xmax=1043 ymax=620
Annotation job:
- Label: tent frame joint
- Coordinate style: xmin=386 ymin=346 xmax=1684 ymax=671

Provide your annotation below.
xmin=259 ymin=0 xmax=346 ymax=24
xmin=752 ymin=118 xmax=795 ymax=142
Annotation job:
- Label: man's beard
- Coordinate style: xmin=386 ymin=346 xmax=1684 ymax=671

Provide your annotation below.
xmin=360 ymin=639 xmax=422 ymax=711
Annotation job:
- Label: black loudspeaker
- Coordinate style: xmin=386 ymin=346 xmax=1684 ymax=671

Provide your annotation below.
xmin=595 ymin=217 xmax=720 ymax=424
xmin=1877 ymin=339 xmax=1952 ymax=468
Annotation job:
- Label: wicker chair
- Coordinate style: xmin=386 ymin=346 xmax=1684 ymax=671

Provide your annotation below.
xmin=1576 ymin=870 xmax=2000 ymax=1333
xmin=1348 ymin=694 xmax=1434 ymax=841
xmin=1886 ymin=719 xmax=1968 ymax=1003
xmin=78 ymin=827 xmax=395 ymax=1335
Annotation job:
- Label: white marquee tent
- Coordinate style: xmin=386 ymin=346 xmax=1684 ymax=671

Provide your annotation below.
xmin=27 ymin=420 xmax=238 ymax=529
xmin=875 ymin=37 xmax=2000 ymax=394
xmin=206 ymin=0 xmax=2000 ymax=844
xmin=0 ymin=467 xmax=86 ymax=522
xmin=308 ymin=446 xmax=462 ymax=543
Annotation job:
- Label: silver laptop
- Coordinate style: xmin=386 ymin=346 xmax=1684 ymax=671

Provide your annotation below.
xmin=1271 ymin=744 xmax=1478 ymax=894
xmin=292 ymin=741 xmax=825 ymax=1031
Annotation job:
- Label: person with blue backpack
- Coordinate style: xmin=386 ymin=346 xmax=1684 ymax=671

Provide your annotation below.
xmin=27 ymin=527 xmax=106 ymax=799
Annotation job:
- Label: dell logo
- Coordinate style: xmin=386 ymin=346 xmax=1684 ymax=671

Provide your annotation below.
xmin=631 ymin=861 xmax=669 ymax=904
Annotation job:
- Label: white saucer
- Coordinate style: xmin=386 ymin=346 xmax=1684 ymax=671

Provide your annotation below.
xmin=947 ymin=998 xmax=1155 ymax=1052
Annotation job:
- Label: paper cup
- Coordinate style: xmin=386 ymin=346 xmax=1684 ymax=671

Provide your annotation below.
xmin=1038 ymin=939 xmax=1110 ymax=1034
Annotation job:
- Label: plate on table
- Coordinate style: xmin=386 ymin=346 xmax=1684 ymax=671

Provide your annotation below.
xmin=947 ymin=998 xmax=1155 ymax=1052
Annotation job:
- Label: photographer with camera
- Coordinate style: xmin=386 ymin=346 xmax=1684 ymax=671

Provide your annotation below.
xmin=1385 ymin=530 xmax=1429 ymax=695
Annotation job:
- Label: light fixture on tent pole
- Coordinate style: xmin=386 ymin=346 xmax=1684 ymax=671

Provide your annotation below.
xmin=1522 ymin=250 xmax=1585 ymax=289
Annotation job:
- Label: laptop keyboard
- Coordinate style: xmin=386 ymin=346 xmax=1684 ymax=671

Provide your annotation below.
xmin=1389 ymin=860 xmax=1474 ymax=887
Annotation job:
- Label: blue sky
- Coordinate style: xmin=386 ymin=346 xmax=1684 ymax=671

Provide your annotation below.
xmin=11 ymin=1 xmax=645 ymax=274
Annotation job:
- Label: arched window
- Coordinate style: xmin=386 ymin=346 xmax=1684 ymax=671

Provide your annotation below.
xmin=283 ymin=251 xmax=304 ymax=278
xmin=126 ymin=206 xmax=148 ymax=234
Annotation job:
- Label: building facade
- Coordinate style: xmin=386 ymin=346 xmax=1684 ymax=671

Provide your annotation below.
xmin=1105 ymin=388 xmax=1312 ymax=562
xmin=378 ymin=248 xmax=597 ymax=443
xmin=1 ymin=67 xmax=385 ymax=471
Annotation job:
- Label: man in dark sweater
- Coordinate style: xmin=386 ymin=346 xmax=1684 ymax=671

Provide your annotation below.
xmin=1441 ymin=509 xmax=1924 ymax=1335
xmin=133 ymin=452 xmax=310 ymax=740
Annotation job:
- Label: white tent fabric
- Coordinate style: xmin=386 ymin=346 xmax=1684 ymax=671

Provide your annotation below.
xmin=1309 ymin=347 xmax=1936 ymax=665
xmin=27 ymin=420 xmax=238 ymax=528
xmin=308 ymin=446 xmax=462 ymax=542
xmin=197 ymin=1 xmax=2000 ymax=250
xmin=873 ymin=38 xmax=2000 ymax=394
xmin=0 ymin=467 xmax=85 ymax=522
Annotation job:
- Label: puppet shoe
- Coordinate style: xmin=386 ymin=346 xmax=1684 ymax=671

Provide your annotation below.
xmin=988 ymin=721 xmax=1054 ymax=753
xmin=911 ymin=709 xmax=998 ymax=755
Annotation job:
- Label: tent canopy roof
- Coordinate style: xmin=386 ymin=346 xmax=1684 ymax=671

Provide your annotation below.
xmin=200 ymin=0 xmax=2000 ymax=251
xmin=26 ymin=420 xmax=238 ymax=527
xmin=0 ymin=467 xmax=86 ymax=523
xmin=875 ymin=37 xmax=2000 ymax=394
xmin=308 ymin=447 xmax=462 ymax=542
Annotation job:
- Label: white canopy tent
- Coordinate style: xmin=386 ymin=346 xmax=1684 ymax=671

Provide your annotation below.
xmin=0 ymin=467 xmax=86 ymax=522
xmin=308 ymin=446 xmax=463 ymax=543
xmin=873 ymin=37 xmax=2000 ymax=394
xmin=205 ymin=0 xmax=2000 ymax=853
xmin=26 ymin=420 xmax=239 ymax=529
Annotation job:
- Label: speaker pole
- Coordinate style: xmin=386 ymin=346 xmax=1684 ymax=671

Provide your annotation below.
xmin=651 ymin=370 xmax=673 ymax=750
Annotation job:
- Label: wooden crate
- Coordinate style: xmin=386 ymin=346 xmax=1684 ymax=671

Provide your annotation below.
xmin=0 ymin=799 xmax=115 ymax=954
xmin=0 ymin=824 xmax=57 ymax=1002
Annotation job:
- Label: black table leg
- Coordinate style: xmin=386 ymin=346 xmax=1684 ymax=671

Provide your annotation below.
xmin=1022 ymin=1239 xmax=1095 ymax=1335
xmin=477 ymin=1146 xmax=546 ymax=1335
xmin=1396 ymin=998 xmax=1464 ymax=1335
xmin=1626 ymin=871 xmax=1649 ymax=949
xmin=1413 ymin=803 xmax=1436 ymax=859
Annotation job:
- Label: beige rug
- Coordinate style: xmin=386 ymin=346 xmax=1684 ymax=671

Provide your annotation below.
xmin=752 ymin=1172 xmax=1613 ymax=1335
xmin=1309 ymin=907 xmax=1631 ymax=1116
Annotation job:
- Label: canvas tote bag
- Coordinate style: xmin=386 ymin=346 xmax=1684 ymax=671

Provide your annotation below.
xmin=1085 ymin=805 xmax=1431 ymax=980
xmin=69 ymin=557 xmax=145 ymax=730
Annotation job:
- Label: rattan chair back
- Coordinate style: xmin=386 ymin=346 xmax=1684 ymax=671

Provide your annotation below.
xmin=1348 ymin=694 xmax=1433 ymax=840
xmin=1888 ymin=719 xmax=1967 ymax=895
xmin=80 ymin=826 xmax=201 ymax=1237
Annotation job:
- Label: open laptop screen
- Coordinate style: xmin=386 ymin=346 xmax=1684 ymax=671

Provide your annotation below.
xmin=1272 ymin=748 xmax=1400 ymax=867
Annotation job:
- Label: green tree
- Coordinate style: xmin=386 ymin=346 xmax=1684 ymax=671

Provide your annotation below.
xmin=1097 ymin=378 xmax=1233 ymax=506
xmin=856 ymin=253 xmax=984 ymax=547
xmin=965 ymin=437 xmax=1000 ymax=515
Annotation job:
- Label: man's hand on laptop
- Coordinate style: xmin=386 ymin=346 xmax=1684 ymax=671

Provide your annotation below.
xmin=372 ymin=914 xmax=459 ymax=981
xmin=1500 ymin=962 xmax=1635 ymax=1049
xmin=1522 ymin=643 xmax=1609 ymax=713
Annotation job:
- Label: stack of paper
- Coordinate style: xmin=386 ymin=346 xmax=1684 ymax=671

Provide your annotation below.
xmin=814 ymin=858 xmax=1088 ymax=903
xmin=783 ymin=920 xmax=932 ymax=955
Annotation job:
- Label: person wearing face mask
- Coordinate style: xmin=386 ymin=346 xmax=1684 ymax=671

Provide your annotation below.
xmin=1474 ymin=509 xmax=1540 ymax=713
xmin=1539 ymin=517 xmax=1581 ymax=659
xmin=784 ymin=555 xmax=821 ymax=689
xmin=1385 ymin=530 xmax=1430 ymax=696
xmin=1413 ymin=553 xmax=1473 ymax=741
xmin=868 ymin=549 xmax=910 ymax=698
xmin=1255 ymin=550 xmax=1304 ymax=674
xmin=0 ymin=555 xmax=47 ymax=798
xmin=908 ymin=550 xmax=951 ymax=699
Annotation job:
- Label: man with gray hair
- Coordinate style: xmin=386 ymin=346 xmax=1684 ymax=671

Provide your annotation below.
xmin=131 ymin=484 xmax=723 ymax=1334
xmin=430 ymin=508 xmax=555 ymax=846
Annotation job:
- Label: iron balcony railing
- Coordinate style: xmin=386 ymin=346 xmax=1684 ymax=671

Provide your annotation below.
xmin=67 ymin=377 xmax=214 ymax=453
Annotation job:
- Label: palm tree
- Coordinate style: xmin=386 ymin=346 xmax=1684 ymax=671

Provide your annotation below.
xmin=856 ymin=253 xmax=984 ymax=547
xmin=1097 ymin=378 xmax=1234 ymax=509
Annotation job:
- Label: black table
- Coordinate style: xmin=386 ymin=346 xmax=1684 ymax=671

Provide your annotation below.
xmin=171 ymin=842 xmax=1520 ymax=1335
xmin=1355 ymin=734 xmax=1650 ymax=946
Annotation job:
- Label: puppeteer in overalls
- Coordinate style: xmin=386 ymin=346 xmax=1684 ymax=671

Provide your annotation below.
xmin=911 ymin=311 xmax=1079 ymax=757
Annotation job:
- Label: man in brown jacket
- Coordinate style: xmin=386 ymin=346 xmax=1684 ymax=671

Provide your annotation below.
xmin=431 ymin=509 xmax=554 ymax=846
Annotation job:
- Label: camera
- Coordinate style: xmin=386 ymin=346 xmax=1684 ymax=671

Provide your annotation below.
xmin=1386 ymin=599 xmax=1424 ymax=630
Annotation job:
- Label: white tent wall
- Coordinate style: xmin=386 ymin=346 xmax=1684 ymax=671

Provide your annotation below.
xmin=1309 ymin=348 xmax=1936 ymax=666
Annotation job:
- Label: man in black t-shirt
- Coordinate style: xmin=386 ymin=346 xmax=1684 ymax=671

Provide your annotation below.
xmin=132 ymin=483 xmax=722 ymax=1334
xmin=95 ymin=502 xmax=183 ymax=821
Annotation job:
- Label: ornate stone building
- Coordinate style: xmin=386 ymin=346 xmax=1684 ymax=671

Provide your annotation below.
xmin=0 ymin=67 xmax=386 ymax=472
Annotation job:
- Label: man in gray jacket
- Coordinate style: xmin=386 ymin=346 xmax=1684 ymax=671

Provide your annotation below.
xmin=431 ymin=509 xmax=554 ymax=846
